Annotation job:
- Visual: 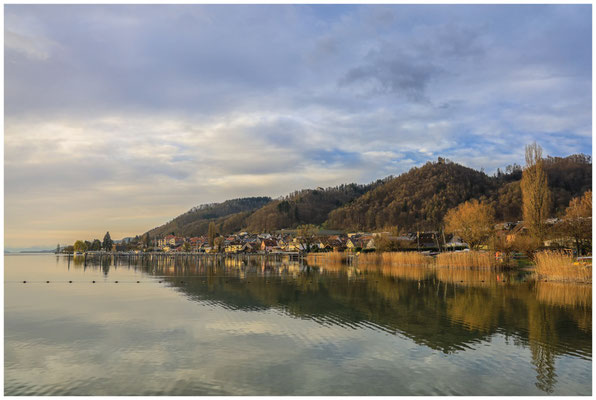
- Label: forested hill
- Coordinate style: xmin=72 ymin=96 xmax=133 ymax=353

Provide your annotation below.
xmin=144 ymin=153 xmax=591 ymax=237
xmin=326 ymin=159 xmax=496 ymax=231
xmin=326 ymin=154 xmax=592 ymax=232
xmin=244 ymin=182 xmax=385 ymax=232
xmin=146 ymin=197 xmax=272 ymax=237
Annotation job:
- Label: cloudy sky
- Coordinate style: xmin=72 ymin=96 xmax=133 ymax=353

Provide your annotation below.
xmin=5 ymin=4 xmax=592 ymax=249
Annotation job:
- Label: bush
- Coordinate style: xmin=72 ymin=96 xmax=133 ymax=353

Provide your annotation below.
xmin=436 ymin=251 xmax=498 ymax=268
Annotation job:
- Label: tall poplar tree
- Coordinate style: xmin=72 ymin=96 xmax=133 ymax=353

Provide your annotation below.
xmin=521 ymin=143 xmax=551 ymax=242
xmin=207 ymin=222 xmax=217 ymax=247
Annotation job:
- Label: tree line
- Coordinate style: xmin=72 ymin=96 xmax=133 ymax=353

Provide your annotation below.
xmin=67 ymin=232 xmax=114 ymax=253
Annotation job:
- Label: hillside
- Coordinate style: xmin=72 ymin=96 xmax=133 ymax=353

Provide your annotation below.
xmin=146 ymin=197 xmax=272 ymax=237
xmin=144 ymin=153 xmax=591 ymax=237
xmin=326 ymin=159 xmax=496 ymax=231
xmin=244 ymin=182 xmax=383 ymax=232
xmin=326 ymin=154 xmax=592 ymax=232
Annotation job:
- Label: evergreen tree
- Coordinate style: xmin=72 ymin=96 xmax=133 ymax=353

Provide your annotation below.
xmin=102 ymin=231 xmax=113 ymax=251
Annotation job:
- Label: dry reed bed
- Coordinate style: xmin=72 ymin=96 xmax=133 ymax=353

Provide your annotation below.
xmin=357 ymin=263 xmax=434 ymax=280
xmin=309 ymin=251 xmax=504 ymax=270
xmin=358 ymin=251 xmax=433 ymax=267
xmin=436 ymin=251 xmax=498 ymax=268
xmin=534 ymin=251 xmax=592 ymax=283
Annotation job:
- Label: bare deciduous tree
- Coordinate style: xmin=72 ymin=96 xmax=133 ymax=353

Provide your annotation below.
xmin=521 ymin=142 xmax=552 ymax=242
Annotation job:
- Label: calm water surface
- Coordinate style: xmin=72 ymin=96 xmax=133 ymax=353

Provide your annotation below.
xmin=4 ymin=254 xmax=592 ymax=395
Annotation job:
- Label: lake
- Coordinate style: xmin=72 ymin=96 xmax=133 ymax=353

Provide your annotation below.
xmin=4 ymin=254 xmax=592 ymax=395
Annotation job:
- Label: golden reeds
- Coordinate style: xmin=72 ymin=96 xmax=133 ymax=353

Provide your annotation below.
xmin=358 ymin=262 xmax=434 ymax=280
xmin=359 ymin=251 xmax=433 ymax=266
xmin=436 ymin=251 xmax=497 ymax=268
xmin=534 ymin=251 xmax=592 ymax=283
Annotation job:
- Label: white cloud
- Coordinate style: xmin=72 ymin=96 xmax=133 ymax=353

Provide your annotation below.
xmin=5 ymin=30 xmax=54 ymax=60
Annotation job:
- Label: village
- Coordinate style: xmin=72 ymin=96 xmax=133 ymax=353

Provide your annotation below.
xmin=104 ymin=220 xmax=558 ymax=255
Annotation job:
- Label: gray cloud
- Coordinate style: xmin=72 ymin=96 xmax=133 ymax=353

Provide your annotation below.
xmin=340 ymin=53 xmax=440 ymax=102
xmin=4 ymin=4 xmax=591 ymax=247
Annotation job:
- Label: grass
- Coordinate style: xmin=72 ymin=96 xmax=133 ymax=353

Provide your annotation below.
xmin=534 ymin=250 xmax=592 ymax=283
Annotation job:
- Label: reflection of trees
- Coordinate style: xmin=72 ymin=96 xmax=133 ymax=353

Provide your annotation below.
xmin=101 ymin=256 xmax=111 ymax=276
xmin=535 ymin=281 xmax=592 ymax=333
xmin=436 ymin=267 xmax=499 ymax=288
xmin=66 ymin=255 xmax=591 ymax=393
xmin=447 ymin=289 xmax=500 ymax=332
xmin=528 ymin=301 xmax=557 ymax=393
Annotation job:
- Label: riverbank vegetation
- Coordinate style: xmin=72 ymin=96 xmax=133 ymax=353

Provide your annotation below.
xmin=436 ymin=251 xmax=498 ymax=268
xmin=357 ymin=251 xmax=433 ymax=266
xmin=534 ymin=251 xmax=591 ymax=283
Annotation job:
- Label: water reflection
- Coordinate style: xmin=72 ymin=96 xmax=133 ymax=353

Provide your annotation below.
xmin=77 ymin=255 xmax=591 ymax=354
xmin=8 ymin=254 xmax=592 ymax=395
